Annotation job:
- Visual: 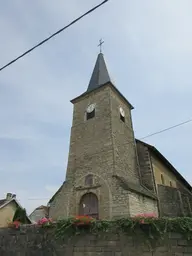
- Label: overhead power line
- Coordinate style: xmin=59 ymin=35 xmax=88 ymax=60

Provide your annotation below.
xmin=140 ymin=118 xmax=192 ymax=140
xmin=0 ymin=0 xmax=109 ymax=72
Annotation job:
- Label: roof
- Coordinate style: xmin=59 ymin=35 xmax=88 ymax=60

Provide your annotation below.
xmin=136 ymin=139 xmax=192 ymax=192
xmin=29 ymin=205 xmax=49 ymax=217
xmin=71 ymin=53 xmax=134 ymax=109
xmin=0 ymin=198 xmax=32 ymax=223
xmin=71 ymin=82 xmax=134 ymax=110
xmin=35 ymin=205 xmax=48 ymax=211
xmin=87 ymin=53 xmax=111 ymax=92
xmin=48 ymin=182 xmax=65 ymax=204
xmin=0 ymin=199 xmax=6 ymax=207
xmin=113 ymin=175 xmax=157 ymax=200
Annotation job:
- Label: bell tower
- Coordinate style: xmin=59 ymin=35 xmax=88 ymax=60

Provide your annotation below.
xmin=66 ymin=52 xmax=140 ymax=184
xmin=49 ymin=51 xmax=158 ymax=220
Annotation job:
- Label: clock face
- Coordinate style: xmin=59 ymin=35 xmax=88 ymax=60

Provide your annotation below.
xmin=87 ymin=104 xmax=95 ymax=113
xmin=119 ymin=107 xmax=125 ymax=117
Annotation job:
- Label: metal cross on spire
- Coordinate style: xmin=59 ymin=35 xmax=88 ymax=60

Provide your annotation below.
xmin=98 ymin=39 xmax=104 ymax=53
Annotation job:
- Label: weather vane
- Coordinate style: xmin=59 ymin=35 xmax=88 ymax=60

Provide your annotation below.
xmin=98 ymin=39 xmax=104 ymax=53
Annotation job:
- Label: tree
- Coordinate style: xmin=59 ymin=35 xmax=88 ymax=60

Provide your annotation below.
xmin=12 ymin=206 xmax=28 ymax=224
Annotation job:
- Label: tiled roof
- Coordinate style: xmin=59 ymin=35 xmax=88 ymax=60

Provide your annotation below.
xmin=35 ymin=205 xmax=49 ymax=213
xmin=0 ymin=199 xmax=6 ymax=207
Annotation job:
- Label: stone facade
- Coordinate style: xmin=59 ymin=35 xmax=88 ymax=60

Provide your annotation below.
xmin=136 ymin=140 xmax=156 ymax=193
xmin=157 ymin=184 xmax=192 ymax=217
xmin=157 ymin=185 xmax=183 ymax=217
xmin=1 ymin=226 xmax=192 ymax=255
xmin=49 ymin=83 xmax=158 ymax=220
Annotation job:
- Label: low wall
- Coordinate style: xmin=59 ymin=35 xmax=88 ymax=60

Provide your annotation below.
xmin=0 ymin=225 xmax=192 ymax=255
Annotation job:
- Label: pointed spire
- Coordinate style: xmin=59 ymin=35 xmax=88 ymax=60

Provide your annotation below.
xmin=87 ymin=53 xmax=112 ymax=92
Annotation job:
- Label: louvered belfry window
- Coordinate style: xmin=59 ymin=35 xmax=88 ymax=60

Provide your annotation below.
xmin=86 ymin=109 xmax=95 ymax=120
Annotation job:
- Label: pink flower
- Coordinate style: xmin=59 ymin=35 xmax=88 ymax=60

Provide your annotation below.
xmin=13 ymin=220 xmax=20 ymax=228
xmin=134 ymin=213 xmax=157 ymax=218
xmin=133 ymin=213 xmax=157 ymax=224
xmin=38 ymin=217 xmax=52 ymax=226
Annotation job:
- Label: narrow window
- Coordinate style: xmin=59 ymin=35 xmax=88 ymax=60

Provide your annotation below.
xmin=86 ymin=109 xmax=95 ymax=120
xmin=161 ymin=174 xmax=165 ymax=185
xmin=85 ymin=174 xmax=93 ymax=186
xmin=120 ymin=114 xmax=125 ymax=122
xmin=170 ymin=181 xmax=173 ymax=187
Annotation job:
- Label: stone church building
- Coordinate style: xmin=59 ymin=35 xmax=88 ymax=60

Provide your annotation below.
xmin=49 ymin=53 xmax=192 ymax=220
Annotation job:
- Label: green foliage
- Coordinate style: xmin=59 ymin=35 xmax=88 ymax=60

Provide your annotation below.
xmin=12 ymin=207 xmax=28 ymax=224
xmin=55 ymin=217 xmax=192 ymax=242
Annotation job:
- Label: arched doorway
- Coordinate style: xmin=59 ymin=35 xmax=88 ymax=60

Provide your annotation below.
xmin=79 ymin=193 xmax=99 ymax=219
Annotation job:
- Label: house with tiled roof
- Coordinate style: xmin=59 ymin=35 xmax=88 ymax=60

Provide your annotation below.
xmin=29 ymin=205 xmax=49 ymax=223
xmin=0 ymin=193 xmax=32 ymax=227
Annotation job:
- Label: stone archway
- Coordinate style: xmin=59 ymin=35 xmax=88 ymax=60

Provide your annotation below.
xmin=79 ymin=193 xmax=99 ymax=219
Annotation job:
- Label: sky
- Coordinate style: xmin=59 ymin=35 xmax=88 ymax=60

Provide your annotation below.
xmin=0 ymin=0 xmax=191 ymax=215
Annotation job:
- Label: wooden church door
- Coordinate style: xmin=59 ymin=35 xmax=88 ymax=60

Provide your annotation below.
xmin=79 ymin=193 xmax=99 ymax=219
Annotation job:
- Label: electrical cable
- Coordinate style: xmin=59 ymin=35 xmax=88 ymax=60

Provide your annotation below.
xmin=139 ymin=119 xmax=192 ymax=140
xmin=3 ymin=118 xmax=192 ymax=202
xmin=0 ymin=0 xmax=109 ymax=72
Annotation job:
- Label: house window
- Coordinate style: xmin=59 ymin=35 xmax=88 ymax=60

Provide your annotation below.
xmin=161 ymin=174 xmax=165 ymax=185
xmin=170 ymin=181 xmax=173 ymax=187
xmin=85 ymin=174 xmax=93 ymax=186
xmin=86 ymin=109 xmax=95 ymax=120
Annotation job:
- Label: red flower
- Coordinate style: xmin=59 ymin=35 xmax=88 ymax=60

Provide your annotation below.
xmin=73 ymin=215 xmax=95 ymax=226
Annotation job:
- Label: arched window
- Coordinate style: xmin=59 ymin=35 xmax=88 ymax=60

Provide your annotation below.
xmin=170 ymin=181 xmax=173 ymax=187
xmin=85 ymin=174 xmax=93 ymax=186
xmin=79 ymin=193 xmax=99 ymax=219
xmin=161 ymin=174 xmax=165 ymax=185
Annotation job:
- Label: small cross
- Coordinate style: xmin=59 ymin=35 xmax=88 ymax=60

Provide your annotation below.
xmin=98 ymin=39 xmax=104 ymax=53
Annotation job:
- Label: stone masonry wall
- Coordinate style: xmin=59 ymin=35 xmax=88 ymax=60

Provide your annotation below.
xmin=157 ymin=184 xmax=183 ymax=217
xmin=0 ymin=226 xmax=192 ymax=256
xmin=128 ymin=192 xmax=158 ymax=217
xmin=110 ymin=88 xmax=140 ymax=185
xmin=158 ymin=184 xmax=192 ymax=217
xmin=176 ymin=181 xmax=192 ymax=217
xmin=136 ymin=141 xmax=156 ymax=192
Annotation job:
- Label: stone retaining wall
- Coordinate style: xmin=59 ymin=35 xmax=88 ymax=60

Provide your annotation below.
xmin=0 ymin=226 xmax=191 ymax=255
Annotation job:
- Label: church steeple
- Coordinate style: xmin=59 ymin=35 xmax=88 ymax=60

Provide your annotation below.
xmin=49 ymin=48 xmax=159 ymax=222
xmin=87 ymin=53 xmax=112 ymax=93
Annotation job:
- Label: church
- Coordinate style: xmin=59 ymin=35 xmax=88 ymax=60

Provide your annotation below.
xmin=48 ymin=51 xmax=192 ymax=220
